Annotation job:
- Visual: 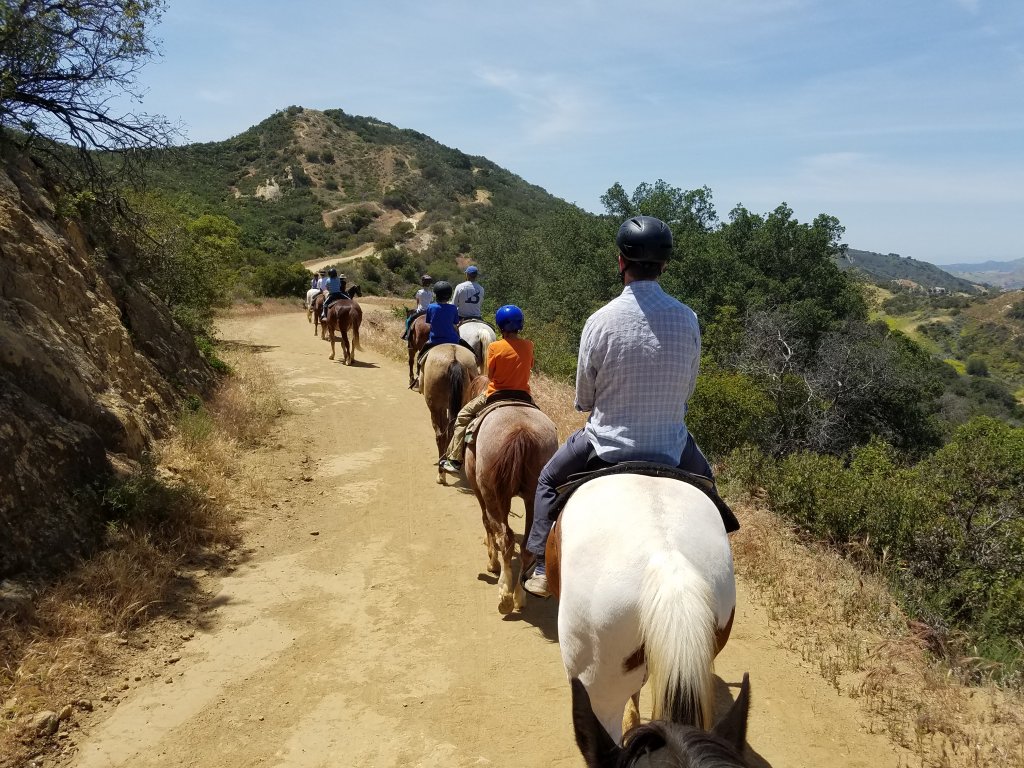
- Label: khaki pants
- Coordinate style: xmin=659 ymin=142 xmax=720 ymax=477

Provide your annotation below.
xmin=443 ymin=393 xmax=488 ymax=463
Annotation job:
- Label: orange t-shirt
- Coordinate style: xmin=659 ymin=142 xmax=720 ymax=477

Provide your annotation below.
xmin=486 ymin=337 xmax=534 ymax=396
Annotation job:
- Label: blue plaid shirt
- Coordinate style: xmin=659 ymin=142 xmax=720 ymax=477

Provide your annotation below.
xmin=576 ymin=280 xmax=701 ymax=464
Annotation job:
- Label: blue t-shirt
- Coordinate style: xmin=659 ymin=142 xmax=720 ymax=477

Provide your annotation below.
xmin=324 ymin=276 xmax=343 ymax=293
xmin=426 ymin=303 xmax=460 ymax=345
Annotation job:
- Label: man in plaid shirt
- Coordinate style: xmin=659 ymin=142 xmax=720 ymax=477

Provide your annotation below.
xmin=523 ymin=215 xmax=713 ymax=598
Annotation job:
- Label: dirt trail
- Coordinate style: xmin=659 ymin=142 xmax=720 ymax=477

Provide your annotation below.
xmin=67 ymin=307 xmax=911 ymax=768
xmin=302 ymin=244 xmax=376 ymax=273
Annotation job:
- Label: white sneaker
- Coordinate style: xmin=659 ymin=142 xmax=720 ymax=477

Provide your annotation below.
xmin=523 ymin=572 xmax=550 ymax=598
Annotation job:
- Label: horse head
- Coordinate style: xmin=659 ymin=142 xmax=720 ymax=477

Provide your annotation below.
xmin=571 ymin=674 xmax=751 ymax=768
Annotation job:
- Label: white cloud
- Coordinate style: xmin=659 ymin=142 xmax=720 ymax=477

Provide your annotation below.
xmin=475 ymin=67 xmax=599 ymax=145
xmin=196 ymin=89 xmax=232 ymax=105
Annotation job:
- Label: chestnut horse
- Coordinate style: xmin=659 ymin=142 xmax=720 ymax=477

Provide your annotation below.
xmin=419 ymin=344 xmax=478 ymax=484
xmin=325 ymin=298 xmax=362 ymax=365
xmin=550 ymin=476 xmax=736 ymax=747
xmin=406 ymin=313 xmax=430 ymax=388
xmin=464 ymin=385 xmax=557 ymax=614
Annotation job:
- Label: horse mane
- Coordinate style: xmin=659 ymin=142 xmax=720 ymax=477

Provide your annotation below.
xmin=620 ymin=722 xmax=748 ymax=767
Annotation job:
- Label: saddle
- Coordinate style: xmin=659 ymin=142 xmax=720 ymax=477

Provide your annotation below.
xmin=465 ymin=394 xmax=537 ymax=446
xmin=552 ymin=461 xmax=740 ymax=533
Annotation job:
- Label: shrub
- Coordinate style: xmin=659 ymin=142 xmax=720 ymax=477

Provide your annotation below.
xmin=966 ymin=355 xmax=989 ymax=376
xmin=687 ymin=364 xmax=772 ymax=460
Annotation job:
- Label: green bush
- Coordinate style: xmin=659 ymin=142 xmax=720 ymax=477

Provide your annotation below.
xmin=687 ymin=364 xmax=772 ymax=460
xmin=249 ymin=260 xmax=310 ymax=297
xmin=757 ymin=418 xmax=1024 ymax=676
xmin=966 ymin=355 xmax=989 ymax=376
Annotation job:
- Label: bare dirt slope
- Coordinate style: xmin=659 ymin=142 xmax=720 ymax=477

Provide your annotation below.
xmin=66 ymin=307 xmax=912 ymax=768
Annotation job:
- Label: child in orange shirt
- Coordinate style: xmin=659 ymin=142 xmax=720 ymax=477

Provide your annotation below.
xmin=440 ymin=305 xmax=533 ymax=473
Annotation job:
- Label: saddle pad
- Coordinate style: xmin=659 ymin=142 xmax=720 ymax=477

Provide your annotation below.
xmin=553 ymin=461 xmax=740 ymax=533
xmin=459 ymin=317 xmax=496 ymax=330
xmin=465 ymin=399 xmax=538 ymax=445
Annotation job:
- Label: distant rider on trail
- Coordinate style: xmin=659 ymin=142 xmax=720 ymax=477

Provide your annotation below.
xmin=402 ymin=274 xmax=434 ymax=340
xmin=452 ymin=266 xmax=484 ymax=322
xmin=412 ymin=281 xmax=476 ymax=388
xmin=320 ymin=268 xmax=349 ymax=319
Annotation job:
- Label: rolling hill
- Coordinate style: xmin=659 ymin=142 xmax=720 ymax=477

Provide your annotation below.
xmin=836 ymin=248 xmax=981 ymax=293
xmin=940 ymin=257 xmax=1024 ymax=290
xmin=143 ymin=106 xmax=570 ymax=292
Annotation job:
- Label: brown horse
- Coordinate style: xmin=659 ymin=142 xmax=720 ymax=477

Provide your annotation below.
xmin=406 ymin=312 xmax=430 ymax=388
xmin=464 ymin=389 xmax=558 ymax=614
xmin=311 ymin=293 xmax=327 ymax=338
xmin=420 ymin=344 xmax=479 ymax=485
xmin=325 ymin=299 xmax=362 ymax=365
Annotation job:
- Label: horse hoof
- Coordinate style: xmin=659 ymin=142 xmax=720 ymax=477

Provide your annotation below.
xmin=497 ymin=594 xmax=515 ymax=615
xmin=487 ymin=563 xmax=500 ymax=576
xmin=437 ymin=475 xmax=447 ymax=486
xmin=329 ymin=355 xmax=335 ymax=360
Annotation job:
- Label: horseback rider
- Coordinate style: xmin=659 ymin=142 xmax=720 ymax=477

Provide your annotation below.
xmin=320 ymin=268 xmax=349 ymax=319
xmin=439 ymin=305 xmax=533 ymax=474
xmin=453 ymin=265 xmax=484 ymax=322
xmin=412 ymin=281 xmax=476 ymax=387
xmin=401 ymin=274 xmax=434 ymax=340
xmin=523 ymin=215 xmax=714 ymax=598
xmin=310 ymin=272 xmax=318 ymax=289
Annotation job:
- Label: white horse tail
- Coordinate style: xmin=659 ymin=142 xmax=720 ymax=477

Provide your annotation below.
xmin=639 ymin=549 xmax=716 ymax=729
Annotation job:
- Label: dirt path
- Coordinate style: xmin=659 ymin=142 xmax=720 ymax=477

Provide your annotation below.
xmin=302 ymin=244 xmax=376 ymax=273
xmin=66 ymin=308 xmax=911 ymax=768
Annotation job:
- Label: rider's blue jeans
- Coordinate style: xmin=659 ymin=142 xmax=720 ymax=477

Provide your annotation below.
xmin=525 ymin=428 xmax=713 ymax=558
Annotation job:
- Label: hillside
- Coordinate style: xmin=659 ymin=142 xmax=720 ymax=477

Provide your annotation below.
xmin=0 ymin=152 xmax=214 ymax=578
xmin=836 ymin=248 xmax=981 ymax=293
xmin=143 ymin=106 xmax=570 ymax=291
xmin=941 ymin=257 xmax=1024 ymax=290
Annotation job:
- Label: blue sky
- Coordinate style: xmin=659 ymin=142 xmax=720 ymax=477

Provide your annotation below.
xmin=132 ymin=0 xmax=1023 ymax=264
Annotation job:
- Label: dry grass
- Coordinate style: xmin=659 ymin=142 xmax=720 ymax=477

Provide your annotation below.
xmin=730 ymin=498 xmax=1024 ymax=768
xmin=0 ymin=344 xmax=282 ymax=766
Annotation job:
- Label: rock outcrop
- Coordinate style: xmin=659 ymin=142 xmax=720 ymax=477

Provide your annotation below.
xmin=0 ymin=155 xmax=214 ymax=578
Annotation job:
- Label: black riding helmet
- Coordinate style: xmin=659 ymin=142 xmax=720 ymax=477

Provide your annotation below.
xmin=328 ymin=267 xmax=338 ymax=278
xmin=616 ymin=215 xmax=673 ymax=263
xmin=433 ymin=280 xmax=453 ymax=302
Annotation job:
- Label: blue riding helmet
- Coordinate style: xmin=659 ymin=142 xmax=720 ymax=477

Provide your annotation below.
xmin=495 ymin=304 xmax=524 ymax=332
xmin=465 ymin=265 xmax=479 ymax=276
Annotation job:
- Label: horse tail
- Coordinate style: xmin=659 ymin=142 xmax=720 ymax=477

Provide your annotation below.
xmin=490 ymin=426 xmax=532 ymax=492
xmin=352 ymin=309 xmax=362 ymax=350
xmin=446 ymin=360 xmax=465 ymax=441
xmin=639 ymin=550 xmax=716 ymax=729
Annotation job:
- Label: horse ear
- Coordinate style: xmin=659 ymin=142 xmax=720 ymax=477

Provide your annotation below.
xmin=712 ymin=673 xmax=750 ymax=754
xmin=571 ymin=678 xmax=621 ymax=768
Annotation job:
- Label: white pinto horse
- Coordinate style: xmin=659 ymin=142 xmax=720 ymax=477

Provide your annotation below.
xmin=551 ymin=475 xmax=736 ymax=747
xmin=305 ymin=287 xmax=321 ymax=323
xmin=458 ymin=320 xmax=496 ymax=368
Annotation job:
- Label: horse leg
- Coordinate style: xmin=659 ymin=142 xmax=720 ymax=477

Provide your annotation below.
xmin=408 ymin=347 xmax=415 ymax=387
xmin=485 ymin=492 xmax=517 ymax=615
xmin=434 ymin=426 xmax=448 ymax=486
xmin=328 ymin=322 xmax=336 ymax=360
xmin=342 ymin=329 xmax=352 ymax=365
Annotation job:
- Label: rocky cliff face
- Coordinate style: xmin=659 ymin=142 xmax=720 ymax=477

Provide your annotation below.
xmin=0 ymin=155 xmax=214 ymax=578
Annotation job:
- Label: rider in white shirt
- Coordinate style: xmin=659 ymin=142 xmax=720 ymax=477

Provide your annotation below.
xmin=452 ymin=266 xmax=484 ymax=321
xmin=402 ymin=274 xmax=434 ymax=340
